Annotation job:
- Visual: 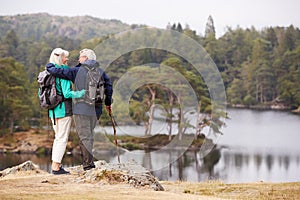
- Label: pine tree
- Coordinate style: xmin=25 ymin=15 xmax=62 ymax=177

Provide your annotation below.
xmin=265 ymin=27 xmax=278 ymax=49
xmin=4 ymin=30 xmax=19 ymax=57
xmin=177 ymin=23 xmax=183 ymax=32
xmin=205 ymin=15 xmax=216 ymax=38
xmin=248 ymin=38 xmax=275 ymax=103
xmin=0 ymin=58 xmax=33 ymax=134
xmin=5 ymin=30 xmax=19 ymax=48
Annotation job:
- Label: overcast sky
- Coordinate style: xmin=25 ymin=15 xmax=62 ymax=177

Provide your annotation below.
xmin=1 ymin=0 xmax=299 ymax=37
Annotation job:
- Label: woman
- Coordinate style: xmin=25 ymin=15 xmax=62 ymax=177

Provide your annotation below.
xmin=48 ymin=48 xmax=85 ymax=175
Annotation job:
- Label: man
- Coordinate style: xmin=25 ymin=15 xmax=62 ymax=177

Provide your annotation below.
xmin=46 ymin=49 xmax=113 ymax=171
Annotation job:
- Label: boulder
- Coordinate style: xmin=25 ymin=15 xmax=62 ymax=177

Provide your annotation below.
xmin=0 ymin=160 xmax=46 ymax=177
xmin=68 ymin=160 xmax=164 ymax=191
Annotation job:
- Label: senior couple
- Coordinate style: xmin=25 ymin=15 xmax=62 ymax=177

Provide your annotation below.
xmin=45 ymin=48 xmax=113 ymax=175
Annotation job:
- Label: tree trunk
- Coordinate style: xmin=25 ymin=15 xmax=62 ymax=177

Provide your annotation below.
xmin=144 ymin=121 xmax=149 ymax=135
xmin=9 ymin=118 xmax=14 ymax=134
xmin=168 ymin=90 xmax=174 ymax=141
xmin=256 ymin=78 xmax=259 ymax=102
xmin=146 ymin=104 xmax=155 ymax=135
xmin=145 ymin=86 xmax=156 ymax=136
xmin=177 ymin=151 xmax=183 ymax=180
xmin=177 ymin=95 xmax=182 ymax=141
xmin=195 ymin=101 xmax=202 ymax=139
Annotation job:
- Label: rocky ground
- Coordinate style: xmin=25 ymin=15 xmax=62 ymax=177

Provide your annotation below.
xmin=0 ymin=161 xmax=300 ymax=200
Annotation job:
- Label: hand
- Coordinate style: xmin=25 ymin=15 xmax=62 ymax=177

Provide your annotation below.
xmin=106 ymin=105 xmax=112 ymax=114
xmin=79 ymin=89 xmax=85 ymax=97
xmin=73 ymin=89 xmax=85 ymax=98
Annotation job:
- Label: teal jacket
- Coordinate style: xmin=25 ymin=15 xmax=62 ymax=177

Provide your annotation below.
xmin=49 ymin=64 xmax=85 ymax=119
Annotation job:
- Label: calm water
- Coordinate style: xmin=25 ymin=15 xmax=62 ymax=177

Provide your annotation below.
xmin=1 ymin=108 xmax=300 ymax=183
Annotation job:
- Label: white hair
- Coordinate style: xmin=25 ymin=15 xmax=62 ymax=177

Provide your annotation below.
xmin=80 ymin=48 xmax=96 ymax=60
xmin=49 ymin=48 xmax=69 ymax=66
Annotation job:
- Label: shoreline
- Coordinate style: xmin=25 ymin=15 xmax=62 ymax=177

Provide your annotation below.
xmin=227 ymin=104 xmax=300 ymax=114
xmin=0 ymin=128 xmax=210 ymax=155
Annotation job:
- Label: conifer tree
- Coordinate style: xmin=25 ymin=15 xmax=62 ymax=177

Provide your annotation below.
xmin=205 ymin=15 xmax=216 ymax=38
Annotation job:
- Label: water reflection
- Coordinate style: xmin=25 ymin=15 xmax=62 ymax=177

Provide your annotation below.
xmin=150 ymin=148 xmax=223 ymax=182
xmin=149 ymin=146 xmax=300 ymax=183
xmin=1 ymin=146 xmax=300 ymax=183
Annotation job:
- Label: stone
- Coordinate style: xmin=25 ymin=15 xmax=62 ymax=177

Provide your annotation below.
xmin=0 ymin=160 xmax=44 ymax=177
xmin=67 ymin=160 xmax=164 ymax=191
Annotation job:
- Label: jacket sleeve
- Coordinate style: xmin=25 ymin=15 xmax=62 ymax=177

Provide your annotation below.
xmin=46 ymin=63 xmax=78 ymax=83
xmin=60 ymin=79 xmax=85 ymax=99
xmin=102 ymin=71 xmax=113 ymax=106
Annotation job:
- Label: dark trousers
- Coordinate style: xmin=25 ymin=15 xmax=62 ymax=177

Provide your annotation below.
xmin=73 ymin=114 xmax=98 ymax=169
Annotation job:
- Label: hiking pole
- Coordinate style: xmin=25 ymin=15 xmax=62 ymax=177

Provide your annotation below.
xmin=108 ymin=111 xmax=120 ymax=163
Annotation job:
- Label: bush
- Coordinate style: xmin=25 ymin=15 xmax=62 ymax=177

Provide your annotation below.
xmin=243 ymin=95 xmax=256 ymax=106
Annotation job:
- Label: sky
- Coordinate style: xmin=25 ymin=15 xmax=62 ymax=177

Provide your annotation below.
xmin=1 ymin=0 xmax=299 ymax=37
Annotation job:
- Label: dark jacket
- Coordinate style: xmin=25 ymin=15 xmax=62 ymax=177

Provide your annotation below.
xmin=46 ymin=60 xmax=113 ymax=119
xmin=49 ymin=64 xmax=85 ymax=119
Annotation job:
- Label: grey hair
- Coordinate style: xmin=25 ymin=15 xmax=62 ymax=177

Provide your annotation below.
xmin=79 ymin=48 xmax=96 ymax=60
xmin=49 ymin=48 xmax=69 ymax=66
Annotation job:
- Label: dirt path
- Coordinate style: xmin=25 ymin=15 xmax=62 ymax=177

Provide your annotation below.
xmin=0 ymin=173 xmax=222 ymax=200
xmin=1 ymin=172 xmax=300 ymax=200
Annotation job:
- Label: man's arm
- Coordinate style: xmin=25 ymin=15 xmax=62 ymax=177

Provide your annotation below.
xmin=46 ymin=63 xmax=79 ymax=83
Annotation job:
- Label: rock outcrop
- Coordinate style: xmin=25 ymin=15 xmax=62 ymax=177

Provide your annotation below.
xmin=68 ymin=160 xmax=164 ymax=191
xmin=0 ymin=160 xmax=164 ymax=191
xmin=0 ymin=160 xmax=47 ymax=177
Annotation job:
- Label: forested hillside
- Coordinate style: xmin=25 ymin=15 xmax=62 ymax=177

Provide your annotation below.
xmin=0 ymin=13 xmax=131 ymax=40
xmin=0 ymin=13 xmax=299 ymax=134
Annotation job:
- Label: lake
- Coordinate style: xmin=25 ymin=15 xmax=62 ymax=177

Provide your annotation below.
xmin=1 ymin=108 xmax=300 ymax=183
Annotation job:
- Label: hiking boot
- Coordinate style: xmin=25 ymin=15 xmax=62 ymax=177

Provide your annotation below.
xmin=52 ymin=166 xmax=70 ymax=175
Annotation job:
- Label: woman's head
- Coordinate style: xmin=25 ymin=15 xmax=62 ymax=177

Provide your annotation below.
xmin=49 ymin=48 xmax=69 ymax=66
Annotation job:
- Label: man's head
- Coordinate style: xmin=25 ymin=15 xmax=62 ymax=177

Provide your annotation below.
xmin=79 ymin=48 xmax=96 ymax=63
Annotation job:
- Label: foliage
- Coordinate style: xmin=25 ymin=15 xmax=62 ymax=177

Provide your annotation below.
xmin=0 ymin=57 xmax=35 ymax=133
xmin=0 ymin=13 xmax=131 ymax=41
xmin=0 ymin=13 xmax=299 ymax=136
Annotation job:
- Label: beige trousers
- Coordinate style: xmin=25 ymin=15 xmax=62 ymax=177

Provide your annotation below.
xmin=51 ymin=116 xmax=72 ymax=163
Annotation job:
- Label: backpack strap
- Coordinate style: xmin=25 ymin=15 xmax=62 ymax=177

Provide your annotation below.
xmin=52 ymin=109 xmax=56 ymax=125
xmin=57 ymin=78 xmax=64 ymax=108
xmin=51 ymin=78 xmax=63 ymax=123
xmin=48 ymin=109 xmax=56 ymax=125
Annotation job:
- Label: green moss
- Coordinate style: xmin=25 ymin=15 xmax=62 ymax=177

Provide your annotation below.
xmin=106 ymin=133 xmax=207 ymax=151
xmin=121 ymin=143 xmax=140 ymax=151
xmin=36 ymin=147 xmax=47 ymax=155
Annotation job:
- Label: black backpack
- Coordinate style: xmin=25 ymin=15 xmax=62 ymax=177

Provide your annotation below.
xmin=37 ymin=70 xmax=63 ymax=124
xmin=78 ymin=65 xmax=104 ymax=105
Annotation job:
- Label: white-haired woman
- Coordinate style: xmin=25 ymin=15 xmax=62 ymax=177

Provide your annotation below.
xmin=48 ymin=48 xmax=85 ymax=175
xmin=46 ymin=48 xmax=113 ymax=171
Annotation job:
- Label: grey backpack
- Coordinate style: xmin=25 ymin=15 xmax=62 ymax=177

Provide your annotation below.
xmin=37 ymin=70 xmax=63 ymax=110
xmin=79 ymin=65 xmax=104 ymax=105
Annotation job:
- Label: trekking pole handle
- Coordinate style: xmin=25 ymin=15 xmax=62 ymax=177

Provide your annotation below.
xmin=105 ymin=105 xmax=112 ymax=114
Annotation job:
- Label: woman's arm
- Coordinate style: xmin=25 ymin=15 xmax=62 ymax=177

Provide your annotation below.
xmin=60 ymin=79 xmax=85 ymax=99
xmin=46 ymin=63 xmax=79 ymax=83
